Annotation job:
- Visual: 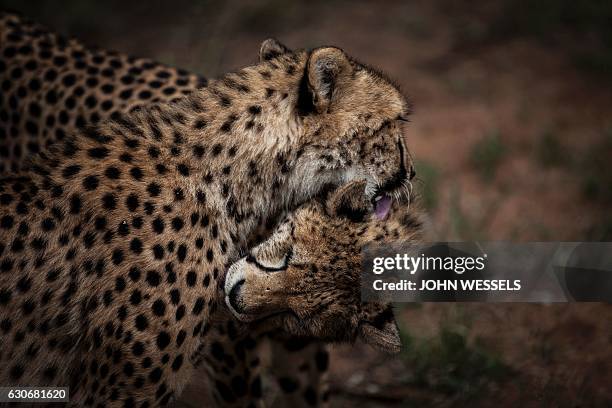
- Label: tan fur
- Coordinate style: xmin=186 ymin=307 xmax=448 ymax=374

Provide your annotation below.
xmin=0 ymin=12 xmax=206 ymax=174
xmin=225 ymin=181 xmax=423 ymax=353
xmin=0 ymin=14 xmax=412 ymax=406
xmin=0 ymin=12 xmax=417 ymax=407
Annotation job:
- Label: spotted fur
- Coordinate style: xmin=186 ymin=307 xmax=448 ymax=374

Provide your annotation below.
xmin=225 ymin=180 xmax=423 ymax=352
xmin=0 ymin=12 xmax=417 ymax=407
xmin=0 ymin=12 xmax=206 ymax=174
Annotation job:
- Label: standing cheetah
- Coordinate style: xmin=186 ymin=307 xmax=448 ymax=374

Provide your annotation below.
xmin=0 ymin=12 xmax=354 ymax=406
xmin=0 ymin=16 xmax=415 ymax=406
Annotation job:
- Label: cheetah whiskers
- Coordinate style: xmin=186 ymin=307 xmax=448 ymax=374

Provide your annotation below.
xmin=401 ymin=179 xmax=413 ymax=208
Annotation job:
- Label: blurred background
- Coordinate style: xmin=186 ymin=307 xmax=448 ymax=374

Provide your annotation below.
xmin=2 ymin=0 xmax=611 ymax=406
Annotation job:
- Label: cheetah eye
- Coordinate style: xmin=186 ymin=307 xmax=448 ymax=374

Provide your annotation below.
xmin=247 ymin=249 xmax=293 ymax=272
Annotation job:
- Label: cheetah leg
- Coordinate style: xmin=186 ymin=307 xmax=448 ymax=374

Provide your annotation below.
xmin=264 ymin=334 xmax=329 ymax=408
xmin=177 ymin=325 xmax=329 ymax=408
xmin=180 ymin=321 xmax=266 ymax=408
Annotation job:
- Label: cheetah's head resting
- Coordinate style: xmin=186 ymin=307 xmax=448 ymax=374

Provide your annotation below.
xmin=225 ymin=180 xmax=423 ymax=353
xmin=258 ymin=39 xmax=415 ymax=219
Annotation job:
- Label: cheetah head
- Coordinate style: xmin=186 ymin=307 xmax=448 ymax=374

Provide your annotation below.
xmin=259 ymin=39 xmax=415 ymax=219
xmin=224 ymin=179 xmax=423 ymax=353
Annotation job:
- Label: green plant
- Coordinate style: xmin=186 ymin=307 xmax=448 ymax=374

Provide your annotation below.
xmin=578 ymin=130 xmax=612 ymax=204
xmin=399 ymin=323 xmax=510 ymax=400
xmin=490 ymin=0 xmax=612 ymax=81
xmin=414 ymin=160 xmax=439 ymax=211
xmin=536 ymin=130 xmax=568 ymax=168
xmin=470 ymin=131 xmax=506 ymax=182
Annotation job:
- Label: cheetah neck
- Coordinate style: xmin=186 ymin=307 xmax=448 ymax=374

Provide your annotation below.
xmin=14 ymin=83 xmax=314 ymax=347
xmin=163 ymin=90 xmax=309 ymax=248
xmin=121 ymin=56 xmax=335 ymax=249
xmin=37 ymin=52 xmax=331 ymax=254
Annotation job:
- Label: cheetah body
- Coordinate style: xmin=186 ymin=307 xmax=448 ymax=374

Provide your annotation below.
xmin=0 ymin=12 xmax=414 ymax=407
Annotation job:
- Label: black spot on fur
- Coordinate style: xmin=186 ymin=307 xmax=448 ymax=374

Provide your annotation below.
xmin=303 ymin=387 xmax=317 ymax=406
xmin=215 ymin=380 xmax=236 ymax=403
xmin=156 ymin=332 xmax=171 ymax=350
xmin=278 ymin=377 xmax=299 ymax=393
xmin=147 ymin=183 xmax=161 ymax=197
xmin=88 ymin=147 xmax=110 ymax=159
xmin=315 ymin=350 xmax=329 ymax=372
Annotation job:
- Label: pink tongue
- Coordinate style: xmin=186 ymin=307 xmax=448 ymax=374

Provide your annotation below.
xmin=374 ymin=195 xmax=392 ymax=220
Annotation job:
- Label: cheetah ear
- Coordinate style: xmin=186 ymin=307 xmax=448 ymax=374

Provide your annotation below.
xmin=326 ymin=180 xmax=370 ymax=222
xmin=359 ymin=320 xmax=401 ymax=354
xmin=358 ymin=302 xmax=402 ymax=353
xmin=305 ymin=47 xmax=353 ymax=114
xmin=259 ymin=38 xmax=291 ymax=61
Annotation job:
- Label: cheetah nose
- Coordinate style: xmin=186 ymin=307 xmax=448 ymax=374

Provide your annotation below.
xmin=409 ymin=165 xmax=416 ymax=180
xmin=228 ymin=279 xmax=245 ymax=314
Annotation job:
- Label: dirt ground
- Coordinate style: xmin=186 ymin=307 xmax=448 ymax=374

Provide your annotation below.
xmin=2 ymin=0 xmax=611 ymax=406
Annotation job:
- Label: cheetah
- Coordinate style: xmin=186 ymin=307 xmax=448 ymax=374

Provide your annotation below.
xmin=0 ymin=11 xmax=207 ymax=174
xmin=0 ymin=17 xmax=416 ymax=408
xmin=218 ymin=181 xmax=422 ymax=407
xmin=224 ymin=179 xmax=422 ymax=349
xmin=0 ymin=11 xmax=419 ymax=406
xmin=1 ymin=12 xmax=418 ymax=405
xmin=193 ymin=182 xmax=423 ymax=407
